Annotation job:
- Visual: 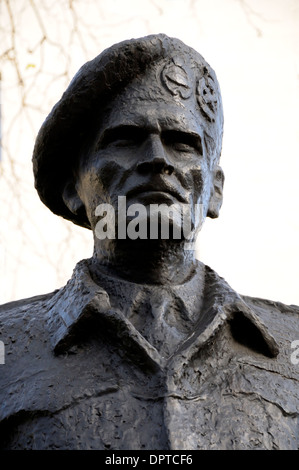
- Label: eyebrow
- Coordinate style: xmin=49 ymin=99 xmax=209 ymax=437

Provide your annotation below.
xmin=162 ymin=129 xmax=203 ymax=153
xmin=97 ymin=124 xmax=203 ymax=154
xmin=97 ymin=118 xmax=202 ymax=148
xmin=97 ymin=125 xmax=146 ymax=148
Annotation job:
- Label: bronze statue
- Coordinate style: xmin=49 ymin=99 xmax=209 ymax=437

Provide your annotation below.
xmin=0 ymin=34 xmax=299 ymax=450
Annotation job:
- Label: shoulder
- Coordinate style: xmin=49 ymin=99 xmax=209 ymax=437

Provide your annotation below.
xmin=0 ymin=258 xmax=97 ymax=353
xmin=0 ymin=289 xmax=63 ymax=398
xmin=241 ymin=294 xmax=299 ymax=347
xmin=0 ymin=290 xmax=59 ymax=320
xmin=0 ymin=291 xmax=58 ymax=314
xmin=241 ymin=294 xmax=299 ymax=319
xmin=0 ymin=290 xmax=60 ymax=346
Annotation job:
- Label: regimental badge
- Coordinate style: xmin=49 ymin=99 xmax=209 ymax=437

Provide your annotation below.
xmin=196 ymin=68 xmax=218 ymax=123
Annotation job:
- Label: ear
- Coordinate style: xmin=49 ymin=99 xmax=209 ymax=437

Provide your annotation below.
xmin=62 ymin=180 xmax=89 ymax=226
xmin=207 ymin=165 xmax=224 ymax=219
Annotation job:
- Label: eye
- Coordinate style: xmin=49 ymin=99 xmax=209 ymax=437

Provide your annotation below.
xmin=172 ymin=142 xmax=195 ymax=152
xmin=163 ymin=131 xmax=203 ymax=155
xmin=97 ymin=126 xmax=146 ymax=150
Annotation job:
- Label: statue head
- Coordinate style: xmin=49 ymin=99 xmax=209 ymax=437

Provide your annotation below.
xmin=32 ymin=34 xmax=224 ymax=243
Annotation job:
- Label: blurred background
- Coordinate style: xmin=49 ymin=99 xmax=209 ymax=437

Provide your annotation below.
xmin=0 ymin=0 xmax=298 ymax=305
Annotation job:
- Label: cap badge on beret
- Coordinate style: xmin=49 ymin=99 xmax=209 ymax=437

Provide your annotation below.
xmin=161 ymin=58 xmax=192 ymax=100
xmin=196 ymin=68 xmax=218 ymax=123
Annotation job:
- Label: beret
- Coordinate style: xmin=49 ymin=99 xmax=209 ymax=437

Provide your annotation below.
xmin=32 ymin=33 xmax=223 ymax=228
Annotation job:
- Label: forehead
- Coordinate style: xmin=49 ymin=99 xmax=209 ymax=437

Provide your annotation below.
xmin=98 ymin=96 xmax=207 ymax=137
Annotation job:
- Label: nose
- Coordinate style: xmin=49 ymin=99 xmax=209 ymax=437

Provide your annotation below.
xmin=137 ymin=134 xmax=174 ymax=175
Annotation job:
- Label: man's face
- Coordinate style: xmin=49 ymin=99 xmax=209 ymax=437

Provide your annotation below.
xmin=74 ymin=92 xmax=218 ymax=241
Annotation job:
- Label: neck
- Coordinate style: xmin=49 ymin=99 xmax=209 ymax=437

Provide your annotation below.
xmin=91 ymin=238 xmax=197 ymax=285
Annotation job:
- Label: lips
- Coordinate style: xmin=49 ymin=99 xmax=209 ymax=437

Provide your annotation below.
xmin=126 ymin=178 xmax=188 ymax=204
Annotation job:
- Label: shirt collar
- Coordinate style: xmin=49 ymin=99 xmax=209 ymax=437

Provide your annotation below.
xmin=47 ymin=258 xmax=279 ymax=369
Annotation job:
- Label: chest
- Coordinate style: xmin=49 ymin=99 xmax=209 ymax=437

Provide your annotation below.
xmin=1 ymin=331 xmax=299 ymax=450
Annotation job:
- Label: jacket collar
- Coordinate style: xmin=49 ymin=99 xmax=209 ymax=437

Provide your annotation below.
xmin=47 ymin=258 xmax=279 ymax=370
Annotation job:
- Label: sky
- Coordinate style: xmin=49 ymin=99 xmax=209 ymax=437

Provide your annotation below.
xmin=0 ymin=0 xmax=298 ymax=306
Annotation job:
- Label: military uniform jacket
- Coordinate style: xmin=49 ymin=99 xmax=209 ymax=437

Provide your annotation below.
xmin=0 ymin=259 xmax=299 ymax=450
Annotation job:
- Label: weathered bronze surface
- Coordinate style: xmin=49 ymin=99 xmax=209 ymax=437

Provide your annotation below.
xmin=0 ymin=34 xmax=298 ymax=450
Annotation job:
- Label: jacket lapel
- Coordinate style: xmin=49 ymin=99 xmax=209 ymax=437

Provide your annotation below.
xmin=47 ymin=259 xmax=279 ymax=373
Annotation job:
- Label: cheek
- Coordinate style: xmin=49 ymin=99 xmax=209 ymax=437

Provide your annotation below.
xmin=190 ymin=168 xmax=204 ymax=195
xmin=77 ymin=174 xmax=103 ymax=228
xmin=97 ymin=160 xmax=124 ymax=193
xmin=80 ymin=156 xmax=126 ymax=197
xmin=77 ymin=158 xmax=129 ymax=228
xmin=189 ymin=164 xmax=213 ymax=203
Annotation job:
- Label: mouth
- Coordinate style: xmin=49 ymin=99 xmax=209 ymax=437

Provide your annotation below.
xmin=126 ymin=180 xmax=188 ymax=204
